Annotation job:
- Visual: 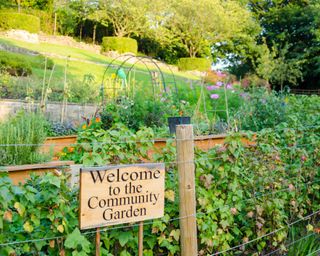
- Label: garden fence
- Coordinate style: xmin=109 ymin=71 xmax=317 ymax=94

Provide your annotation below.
xmin=0 ymin=124 xmax=319 ymax=255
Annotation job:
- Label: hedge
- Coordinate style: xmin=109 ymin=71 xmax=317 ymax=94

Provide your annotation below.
xmin=0 ymin=50 xmax=54 ymax=76
xmin=0 ymin=50 xmax=32 ymax=75
xmin=177 ymin=57 xmax=211 ymax=71
xmin=0 ymin=12 xmax=40 ymax=34
xmin=101 ymin=37 xmax=138 ymax=54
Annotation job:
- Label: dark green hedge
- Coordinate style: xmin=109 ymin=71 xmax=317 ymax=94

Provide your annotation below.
xmin=0 ymin=12 xmax=40 ymax=33
xmin=101 ymin=37 xmax=138 ymax=54
xmin=177 ymin=57 xmax=211 ymax=71
xmin=0 ymin=50 xmax=54 ymax=76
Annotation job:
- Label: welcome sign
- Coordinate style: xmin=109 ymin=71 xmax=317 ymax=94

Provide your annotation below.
xmin=79 ymin=163 xmax=165 ymax=230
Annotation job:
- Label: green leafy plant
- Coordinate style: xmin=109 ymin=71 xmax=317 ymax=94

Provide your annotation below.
xmin=0 ymin=111 xmax=50 ymax=166
xmin=60 ymin=119 xmax=154 ymax=166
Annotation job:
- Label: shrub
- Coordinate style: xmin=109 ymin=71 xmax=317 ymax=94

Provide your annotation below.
xmin=0 ymin=50 xmax=32 ymax=76
xmin=101 ymin=37 xmax=138 ymax=54
xmin=237 ymin=89 xmax=288 ymax=131
xmin=60 ymin=121 xmax=154 ymax=165
xmin=24 ymin=9 xmax=53 ymax=34
xmin=0 ymin=12 xmax=40 ymax=33
xmin=0 ymin=50 xmax=54 ymax=76
xmin=0 ymin=111 xmax=50 ymax=166
xmin=177 ymin=57 xmax=211 ymax=71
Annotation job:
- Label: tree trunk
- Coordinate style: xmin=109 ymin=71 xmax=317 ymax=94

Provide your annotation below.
xmin=93 ymin=23 xmax=97 ymax=45
xmin=79 ymin=23 xmax=83 ymax=42
xmin=53 ymin=12 xmax=57 ymax=36
xmin=189 ymin=49 xmax=196 ymax=58
xmin=17 ymin=0 xmax=21 ymax=12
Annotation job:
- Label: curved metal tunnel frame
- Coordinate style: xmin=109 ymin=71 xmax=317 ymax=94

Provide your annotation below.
xmin=100 ymin=54 xmax=178 ymax=105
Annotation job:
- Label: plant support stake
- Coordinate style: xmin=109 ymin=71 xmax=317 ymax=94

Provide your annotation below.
xmin=138 ymin=221 xmax=144 ymax=256
xmin=96 ymin=227 xmax=100 ymax=256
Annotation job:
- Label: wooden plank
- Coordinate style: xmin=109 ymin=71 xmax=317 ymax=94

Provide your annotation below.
xmin=176 ymin=125 xmax=198 ymax=256
xmin=2 ymin=161 xmax=74 ymax=185
xmin=4 ymin=161 xmax=74 ymax=172
xmin=79 ymin=163 xmax=165 ymax=230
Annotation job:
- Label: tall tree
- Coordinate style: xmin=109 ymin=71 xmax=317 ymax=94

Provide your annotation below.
xmin=149 ymin=0 xmax=259 ymax=58
xmin=98 ymin=0 xmax=149 ymax=37
xmin=249 ymin=0 xmax=320 ymax=88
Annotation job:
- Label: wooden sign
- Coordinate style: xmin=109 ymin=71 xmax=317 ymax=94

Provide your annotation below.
xmin=79 ymin=163 xmax=165 ymax=230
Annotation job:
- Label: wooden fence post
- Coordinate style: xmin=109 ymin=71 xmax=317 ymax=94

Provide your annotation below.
xmin=176 ymin=124 xmax=198 ymax=256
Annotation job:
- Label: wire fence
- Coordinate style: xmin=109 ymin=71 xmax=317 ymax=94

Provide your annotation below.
xmin=0 ymin=128 xmax=319 ymax=255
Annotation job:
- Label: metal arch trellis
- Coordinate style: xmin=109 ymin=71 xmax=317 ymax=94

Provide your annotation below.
xmin=100 ymin=54 xmax=178 ymax=105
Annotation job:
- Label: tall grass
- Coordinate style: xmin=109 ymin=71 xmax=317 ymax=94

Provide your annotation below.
xmin=0 ymin=111 xmax=50 ymax=166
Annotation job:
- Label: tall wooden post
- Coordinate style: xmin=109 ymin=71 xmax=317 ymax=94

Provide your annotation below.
xmin=176 ymin=125 xmax=198 ymax=256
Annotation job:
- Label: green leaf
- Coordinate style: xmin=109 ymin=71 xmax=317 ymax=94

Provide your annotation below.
xmin=40 ymin=173 xmax=61 ymax=188
xmin=65 ymin=228 xmax=91 ymax=253
xmin=118 ymin=231 xmax=132 ymax=247
xmin=120 ymin=250 xmax=131 ymax=256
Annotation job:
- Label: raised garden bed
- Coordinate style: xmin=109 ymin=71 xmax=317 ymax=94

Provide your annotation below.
xmin=2 ymin=160 xmax=74 ymax=185
xmin=42 ymin=134 xmax=255 ymax=159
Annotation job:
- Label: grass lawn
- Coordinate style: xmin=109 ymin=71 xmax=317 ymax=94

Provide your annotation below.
xmin=0 ymin=37 xmax=199 ymax=88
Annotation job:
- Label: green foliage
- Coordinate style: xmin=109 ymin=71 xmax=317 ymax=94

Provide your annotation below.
xmin=97 ymin=0 xmax=149 ymax=37
xmin=249 ymin=0 xmax=320 ymax=89
xmin=101 ymin=37 xmax=138 ymax=54
xmin=237 ymin=89 xmax=320 ymax=132
xmin=195 ymin=125 xmax=320 ymax=254
xmin=45 ymin=121 xmax=76 ymax=137
xmin=0 ymin=12 xmax=40 ymax=33
xmin=60 ymin=120 xmax=154 ymax=165
xmin=178 ymin=57 xmax=211 ymax=71
xmin=0 ymin=50 xmax=53 ymax=76
xmin=0 ymin=172 xmax=87 ymax=255
xmin=0 ymin=111 xmax=50 ymax=166
xmin=101 ymin=93 xmax=192 ymax=132
xmin=25 ymin=9 xmax=54 ymax=34
xmin=237 ymin=89 xmax=287 ymax=131
xmin=0 ymin=50 xmax=32 ymax=76
xmin=1 ymin=123 xmax=319 ymax=254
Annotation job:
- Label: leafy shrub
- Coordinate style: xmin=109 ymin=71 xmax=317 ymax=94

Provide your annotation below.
xmin=237 ymin=89 xmax=288 ymax=131
xmin=195 ymin=125 xmax=320 ymax=254
xmin=0 ymin=172 xmax=88 ymax=255
xmin=0 ymin=50 xmax=54 ymax=76
xmin=177 ymin=57 xmax=211 ymax=71
xmin=60 ymin=120 xmax=154 ymax=165
xmin=0 ymin=12 xmax=40 ymax=33
xmin=101 ymin=93 xmax=192 ymax=132
xmin=45 ymin=121 xmax=77 ymax=137
xmin=101 ymin=37 xmax=138 ymax=54
xmin=24 ymin=9 xmax=53 ymax=34
xmin=241 ymin=73 xmax=270 ymax=89
xmin=0 ymin=50 xmax=32 ymax=76
xmin=0 ymin=111 xmax=50 ymax=166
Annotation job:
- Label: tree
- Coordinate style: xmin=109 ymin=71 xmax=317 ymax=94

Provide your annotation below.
xmin=87 ymin=10 xmax=106 ymax=44
xmin=98 ymin=0 xmax=149 ymax=37
xmin=68 ymin=0 xmax=93 ymax=41
xmin=149 ymin=0 xmax=259 ymax=58
xmin=249 ymin=0 xmax=320 ymax=89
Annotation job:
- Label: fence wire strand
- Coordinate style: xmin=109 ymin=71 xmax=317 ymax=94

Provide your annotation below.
xmin=210 ymin=209 xmax=320 ymax=256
